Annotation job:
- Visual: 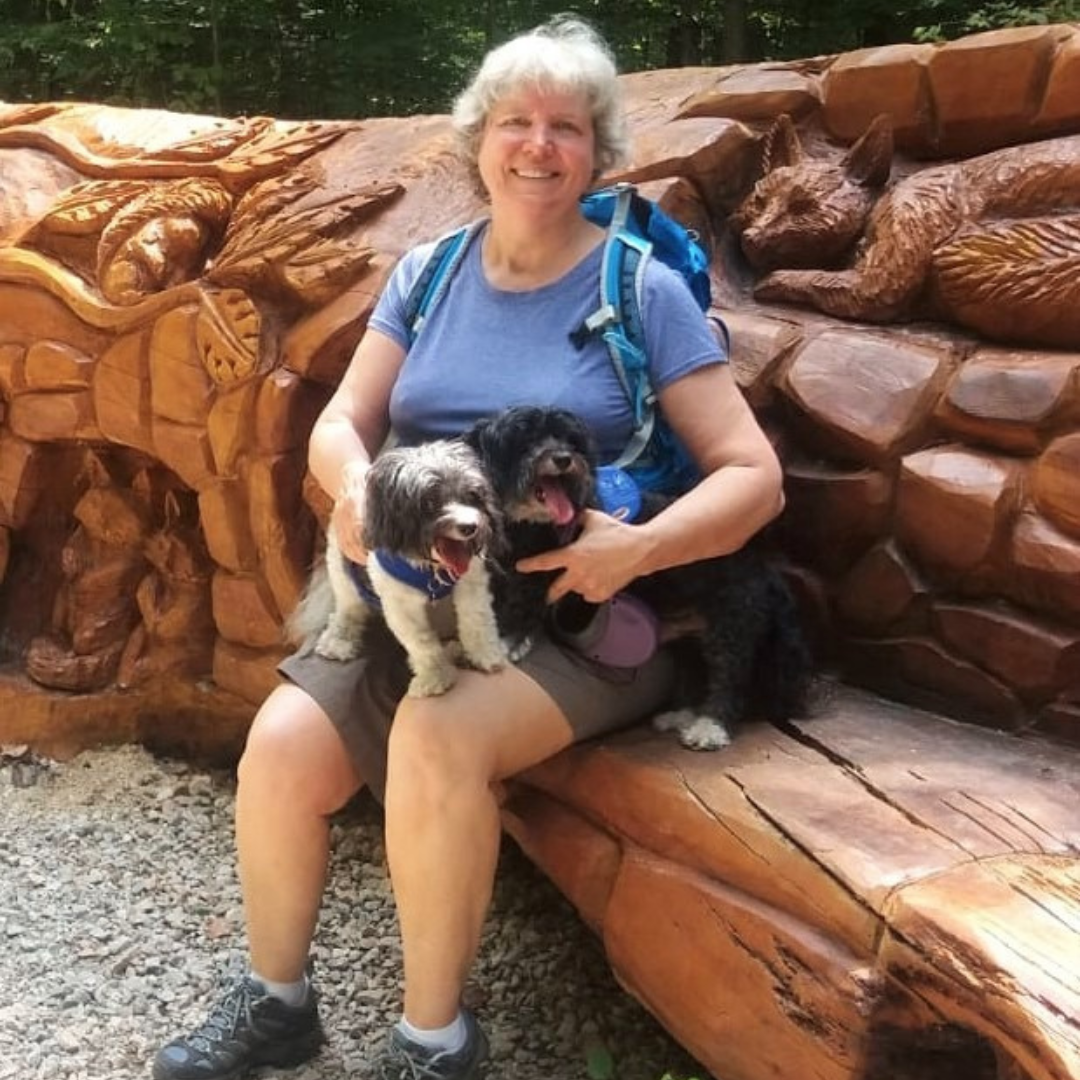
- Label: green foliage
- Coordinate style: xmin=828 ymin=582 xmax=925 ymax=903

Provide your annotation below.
xmin=913 ymin=0 xmax=1080 ymax=41
xmin=0 ymin=0 xmax=1075 ymax=117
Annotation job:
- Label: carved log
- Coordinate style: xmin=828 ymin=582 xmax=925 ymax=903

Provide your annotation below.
xmin=505 ymin=685 xmax=1080 ymax=1080
xmin=2 ymin=29 xmax=1080 ymax=1079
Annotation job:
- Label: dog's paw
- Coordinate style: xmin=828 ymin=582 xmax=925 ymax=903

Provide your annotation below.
xmin=463 ymin=638 xmax=510 ymax=674
xmin=315 ymin=628 xmax=363 ymax=662
xmin=653 ymin=709 xmax=731 ymax=751
xmin=407 ymin=664 xmax=458 ymax=697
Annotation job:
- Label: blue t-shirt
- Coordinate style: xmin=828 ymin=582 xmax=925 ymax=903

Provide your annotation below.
xmin=370 ymin=221 xmax=726 ymax=464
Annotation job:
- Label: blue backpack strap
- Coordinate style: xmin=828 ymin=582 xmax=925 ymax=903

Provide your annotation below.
xmin=579 ymin=183 xmax=711 ymax=493
xmin=604 ymin=198 xmax=657 ymax=470
xmin=402 ymin=220 xmax=486 ymax=343
xmin=582 ymin=184 xmax=659 ymax=470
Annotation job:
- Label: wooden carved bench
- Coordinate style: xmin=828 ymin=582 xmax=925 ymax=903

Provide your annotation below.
xmin=503 ymin=685 xmax=1080 ymax=1080
xmin=4 ymin=25 xmax=1080 ymax=1080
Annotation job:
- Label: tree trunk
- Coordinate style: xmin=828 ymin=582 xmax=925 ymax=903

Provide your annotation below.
xmin=722 ymin=0 xmax=748 ymax=62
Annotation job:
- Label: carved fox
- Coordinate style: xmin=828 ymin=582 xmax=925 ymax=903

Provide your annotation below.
xmin=731 ymin=114 xmax=1080 ymax=348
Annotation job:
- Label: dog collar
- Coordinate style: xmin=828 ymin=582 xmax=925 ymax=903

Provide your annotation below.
xmin=346 ymin=550 xmax=459 ymax=608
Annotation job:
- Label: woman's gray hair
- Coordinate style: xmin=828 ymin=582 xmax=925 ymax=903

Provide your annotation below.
xmin=451 ymin=15 xmax=630 ymax=191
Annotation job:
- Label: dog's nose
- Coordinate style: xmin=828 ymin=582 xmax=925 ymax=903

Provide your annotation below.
xmin=458 ymin=521 xmax=478 ymax=538
xmin=551 ymin=451 xmax=572 ymax=471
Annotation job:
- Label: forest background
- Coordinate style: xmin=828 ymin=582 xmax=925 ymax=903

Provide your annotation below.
xmin=2 ymin=0 xmax=1080 ymax=122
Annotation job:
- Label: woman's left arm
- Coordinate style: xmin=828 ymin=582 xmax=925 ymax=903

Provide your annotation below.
xmin=519 ymin=362 xmax=785 ymax=604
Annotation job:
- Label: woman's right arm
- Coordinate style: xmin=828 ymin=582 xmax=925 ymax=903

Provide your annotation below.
xmin=307 ymin=327 xmax=406 ymax=562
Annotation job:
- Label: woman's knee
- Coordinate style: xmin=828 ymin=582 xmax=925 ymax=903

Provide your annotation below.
xmin=238 ymin=683 xmax=361 ymax=815
xmin=386 ymin=697 xmax=488 ymax=800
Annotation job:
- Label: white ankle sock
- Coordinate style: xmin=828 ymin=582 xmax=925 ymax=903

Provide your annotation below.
xmin=251 ymin=970 xmax=310 ymax=1008
xmin=396 ymin=1012 xmax=467 ymax=1054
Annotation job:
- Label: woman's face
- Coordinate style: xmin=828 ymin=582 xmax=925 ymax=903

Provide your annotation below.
xmin=477 ymin=85 xmax=596 ymax=213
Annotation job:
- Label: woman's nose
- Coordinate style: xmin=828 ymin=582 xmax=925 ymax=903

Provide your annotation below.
xmin=525 ymin=124 xmax=553 ymax=150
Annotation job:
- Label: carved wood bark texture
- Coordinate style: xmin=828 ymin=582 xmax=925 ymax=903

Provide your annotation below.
xmin=1 ymin=23 xmax=1079 ymax=747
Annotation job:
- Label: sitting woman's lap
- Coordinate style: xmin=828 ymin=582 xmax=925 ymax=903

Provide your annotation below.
xmin=277 ymin=608 xmax=677 ymax=805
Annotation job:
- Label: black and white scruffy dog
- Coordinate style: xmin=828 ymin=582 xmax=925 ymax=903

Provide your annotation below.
xmin=464 ymin=406 xmax=596 ymax=661
xmin=289 ymin=439 xmax=508 ymax=697
xmin=466 ymin=404 xmax=812 ymax=749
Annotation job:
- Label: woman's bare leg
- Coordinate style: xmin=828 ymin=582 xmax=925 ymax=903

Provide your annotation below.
xmin=236 ymin=682 xmax=363 ymax=982
xmin=384 ymin=665 xmax=574 ymax=1027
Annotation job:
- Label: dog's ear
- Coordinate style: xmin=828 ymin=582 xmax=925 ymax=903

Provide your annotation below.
xmin=359 ymin=455 xmax=388 ymax=551
xmin=360 ymin=450 xmax=413 ymax=553
xmin=462 ymin=417 xmax=490 ymax=452
xmin=554 ymin=409 xmax=599 ymax=465
xmin=478 ymin=477 xmax=509 ymax=558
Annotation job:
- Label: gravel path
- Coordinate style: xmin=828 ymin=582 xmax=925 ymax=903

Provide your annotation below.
xmin=0 ymin=744 xmax=706 ymax=1080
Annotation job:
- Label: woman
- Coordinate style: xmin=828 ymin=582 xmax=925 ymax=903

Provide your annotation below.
xmin=153 ymin=16 xmax=783 ymax=1080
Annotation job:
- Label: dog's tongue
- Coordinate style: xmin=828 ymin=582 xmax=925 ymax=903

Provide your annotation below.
xmin=537 ymin=478 xmax=576 ymax=526
xmin=434 ymin=537 xmax=472 ymax=578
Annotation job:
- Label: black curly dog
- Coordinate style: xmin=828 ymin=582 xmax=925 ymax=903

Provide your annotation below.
xmin=464 ymin=405 xmax=597 ymax=661
xmin=465 ymin=404 xmax=812 ymax=749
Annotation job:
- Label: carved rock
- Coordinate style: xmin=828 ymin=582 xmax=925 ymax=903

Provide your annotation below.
xmin=895 ymin=446 xmax=1021 ymax=585
xmin=935 ymin=349 xmax=1080 ymax=453
xmin=835 ymin=541 xmax=929 ymax=633
xmin=1008 ymin=512 xmax=1080 ymax=620
xmin=926 ymin=26 xmax=1058 ymax=154
xmin=780 ymin=462 xmax=893 ymax=576
xmin=1031 ymin=433 xmax=1080 ymax=539
xmin=779 ymin=330 xmax=952 ymax=466
xmin=932 ymin=601 xmax=1080 ymax=700
xmin=679 ymin=67 xmax=820 ymax=123
xmin=822 ymin=43 xmax=935 ymax=146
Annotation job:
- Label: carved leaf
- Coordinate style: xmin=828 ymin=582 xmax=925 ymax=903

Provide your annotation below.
xmin=208 ymin=178 xmax=396 ymax=306
xmin=216 ymin=120 xmax=349 ymax=183
xmin=26 ymin=180 xmax=153 ymax=239
xmin=151 ymin=117 xmax=275 ymax=163
xmin=196 ymin=287 xmax=265 ymax=385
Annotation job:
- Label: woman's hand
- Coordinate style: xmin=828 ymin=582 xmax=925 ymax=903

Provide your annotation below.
xmin=331 ymin=459 xmax=370 ymax=564
xmin=515 ymin=509 xmax=654 ymax=604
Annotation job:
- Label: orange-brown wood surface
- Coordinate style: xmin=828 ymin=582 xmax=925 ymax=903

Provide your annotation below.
xmin=4 ymin=24 xmax=1080 ymax=1080
xmin=504 ymin=685 xmax=1080 ymax=1080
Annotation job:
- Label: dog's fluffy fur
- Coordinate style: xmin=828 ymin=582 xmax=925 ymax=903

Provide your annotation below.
xmin=289 ymin=439 xmax=508 ymax=697
xmin=467 ymin=404 xmax=812 ymax=749
xmin=631 ymin=514 xmax=812 ymax=750
xmin=464 ymin=406 xmax=595 ymax=660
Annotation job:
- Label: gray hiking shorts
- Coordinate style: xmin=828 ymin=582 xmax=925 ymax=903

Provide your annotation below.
xmin=278 ymin=598 xmax=675 ymax=804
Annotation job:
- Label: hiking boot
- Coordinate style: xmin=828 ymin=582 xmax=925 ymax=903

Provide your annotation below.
xmin=371 ymin=1010 xmax=489 ymax=1079
xmin=152 ymin=974 xmax=324 ymax=1080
